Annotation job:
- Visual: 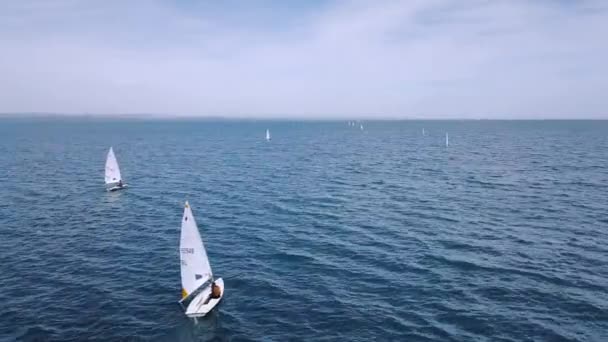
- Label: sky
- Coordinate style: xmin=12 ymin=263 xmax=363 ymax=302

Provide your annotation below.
xmin=0 ymin=0 xmax=607 ymax=119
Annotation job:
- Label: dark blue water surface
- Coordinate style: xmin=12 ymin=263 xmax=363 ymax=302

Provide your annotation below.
xmin=0 ymin=118 xmax=607 ymax=341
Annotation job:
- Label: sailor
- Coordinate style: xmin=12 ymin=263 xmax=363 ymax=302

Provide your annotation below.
xmin=210 ymin=281 xmax=221 ymax=299
xmin=203 ymin=281 xmax=222 ymax=304
xmin=118 ymin=180 xmax=123 ymax=188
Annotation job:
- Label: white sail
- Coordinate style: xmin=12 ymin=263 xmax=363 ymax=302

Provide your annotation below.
xmin=446 ymin=133 xmax=449 ymax=147
xmin=422 ymin=128 xmax=426 ymax=136
xmin=180 ymin=201 xmax=213 ymax=300
xmin=104 ymin=147 xmax=122 ymax=185
xmin=360 ymin=124 xmax=364 ymax=130
xmin=266 ymin=129 xmax=271 ymax=141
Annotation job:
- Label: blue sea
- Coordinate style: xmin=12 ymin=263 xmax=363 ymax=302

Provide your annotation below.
xmin=0 ymin=118 xmax=607 ymax=341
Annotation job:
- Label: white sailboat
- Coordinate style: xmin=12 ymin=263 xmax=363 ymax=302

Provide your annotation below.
xmin=179 ymin=201 xmax=224 ymax=318
xmin=360 ymin=124 xmax=364 ymax=131
xmin=422 ymin=128 xmax=426 ymax=136
xmin=266 ymin=129 xmax=271 ymax=141
xmin=445 ymin=133 xmax=449 ymax=147
xmin=104 ymin=147 xmax=126 ymax=191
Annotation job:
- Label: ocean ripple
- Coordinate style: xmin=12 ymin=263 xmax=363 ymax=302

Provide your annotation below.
xmin=0 ymin=119 xmax=607 ymax=341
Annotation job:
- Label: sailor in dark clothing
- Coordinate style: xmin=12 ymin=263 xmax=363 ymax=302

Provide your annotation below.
xmin=204 ymin=281 xmax=222 ymax=304
xmin=210 ymin=281 xmax=221 ymax=299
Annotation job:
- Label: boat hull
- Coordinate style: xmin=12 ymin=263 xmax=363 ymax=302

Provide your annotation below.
xmin=185 ymin=278 xmax=224 ymax=317
xmin=106 ymin=183 xmax=127 ymax=192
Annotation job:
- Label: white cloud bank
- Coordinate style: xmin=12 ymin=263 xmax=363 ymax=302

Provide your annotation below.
xmin=0 ymin=0 xmax=607 ymax=118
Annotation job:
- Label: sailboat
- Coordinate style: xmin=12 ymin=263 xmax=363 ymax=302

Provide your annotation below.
xmin=422 ymin=128 xmax=426 ymax=136
xmin=178 ymin=201 xmax=224 ymax=318
xmin=105 ymin=147 xmax=126 ymax=191
xmin=266 ymin=129 xmax=271 ymax=141
xmin=360 ymin=124 xmax=364 ymax=131
xmin=445 ymin=133 xmax=449 ymax=147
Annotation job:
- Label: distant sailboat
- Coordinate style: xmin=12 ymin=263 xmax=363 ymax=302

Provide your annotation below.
xmin=360 ymin=124 xmax=364 ymax=131
xmin=179 ymin=201 xmax=224 ymax=318
xmin=445 ymin=133 xmax=449 ymax=147
xmin=422 ymin=128 xmax=426 ymax=136
xmin=105 ymin=147 xmax=126 ymax=191
xmin=266 ymin=129 xmax=271 ymax=141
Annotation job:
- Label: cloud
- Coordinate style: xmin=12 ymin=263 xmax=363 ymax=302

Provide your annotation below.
xmin=0 ymin=0 xmax=606 ymax=118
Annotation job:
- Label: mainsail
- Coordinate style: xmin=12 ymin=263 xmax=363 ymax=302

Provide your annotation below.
xmin=180 ymin=202 xmax=213 ymax=299
xmin=105 ymin=147 xmax=122 ymax=185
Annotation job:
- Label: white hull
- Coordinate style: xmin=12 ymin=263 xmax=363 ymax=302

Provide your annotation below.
xmin=185 ymin=278 xmax=224 ymax=317
xmin=106 ymin=183 xmax=127 ymax=192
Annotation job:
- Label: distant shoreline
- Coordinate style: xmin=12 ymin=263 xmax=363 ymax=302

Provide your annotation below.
xmin=0 ymin=113 xmax=606 ymax=121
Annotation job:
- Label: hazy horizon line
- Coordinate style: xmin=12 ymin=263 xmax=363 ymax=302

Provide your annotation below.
xmin=0 ymin=112 xmax=606 ymax=121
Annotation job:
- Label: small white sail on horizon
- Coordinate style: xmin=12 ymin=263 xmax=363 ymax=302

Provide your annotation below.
xmin=179 ymin=201 xmax=224 ymax=317
xmin=105 ymin=147 xmax=125 ymax=191
xmin=266 ymin=129 xmax=271 ymax=141
xmin=446 ymin=133 xmax=449 ymax=147
xmin=422 ymin=128 xmax=426 ymax=136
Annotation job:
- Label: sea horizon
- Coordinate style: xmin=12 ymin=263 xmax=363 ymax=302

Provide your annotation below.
xmin=1 ymin=113 xmax=607 ymax=121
